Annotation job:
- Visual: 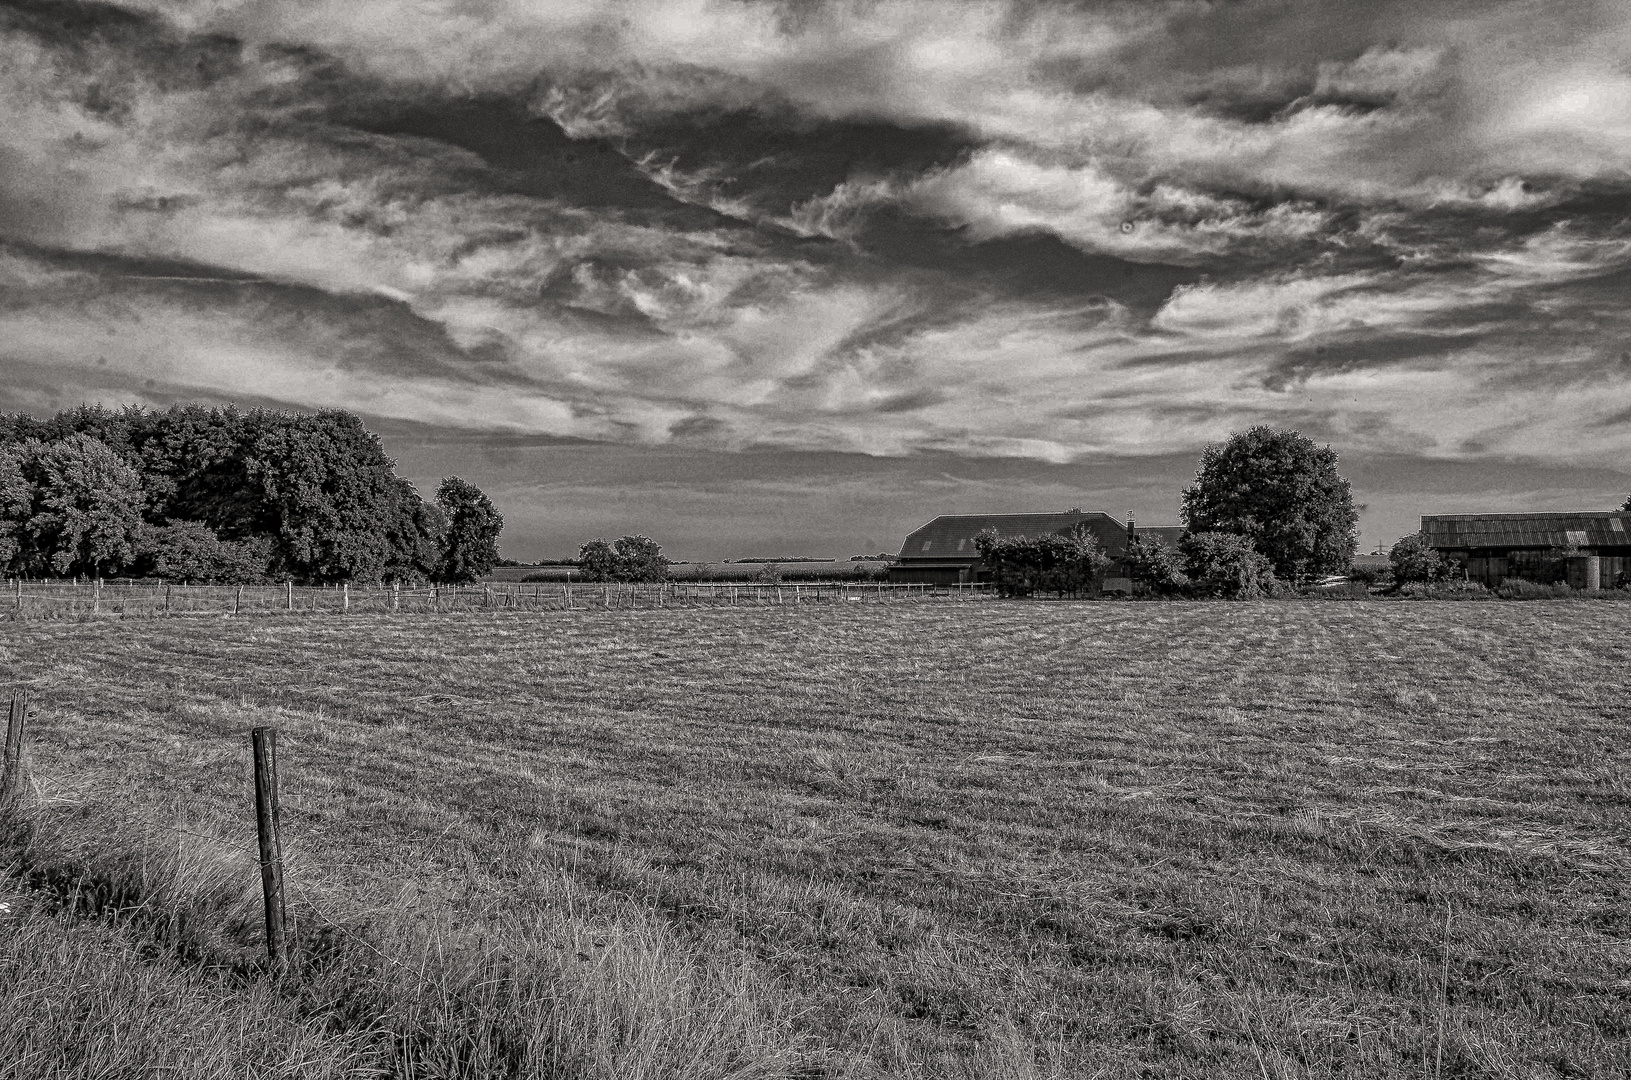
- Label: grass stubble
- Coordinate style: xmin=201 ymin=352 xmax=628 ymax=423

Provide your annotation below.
xmin=0 ymin=599 xmax=1627 ymax=1078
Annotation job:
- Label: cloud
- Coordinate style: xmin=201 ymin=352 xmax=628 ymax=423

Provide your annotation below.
xmin=3 ymin=0 xmax=1631 ymax=547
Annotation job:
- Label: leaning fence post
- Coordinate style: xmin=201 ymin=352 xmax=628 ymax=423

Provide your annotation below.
xmin=251 ymin=726 xmax=288 ymax=971
xmin=235 ymin=585 xmax=243 ymax=615
xmin=1 ymin=690 xmax=28 ymax=807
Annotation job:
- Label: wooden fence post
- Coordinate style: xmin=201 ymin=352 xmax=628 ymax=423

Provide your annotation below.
xmin=12 ymin=577 xmax=19 ymax=616
xmin=250 ymin=726 xmax=288 ymax=972
xmin=234 ymin=585 xmax=243 ymax=615
xmin=392 ymin=582 xmax=400 ymax=613
xmin=286 ymin=581 xmax=293 ymax=612
xmin=1 ymin=690 xmax=27 ymax=807
xmin=343 ymin=583 xmax=350 ymax=613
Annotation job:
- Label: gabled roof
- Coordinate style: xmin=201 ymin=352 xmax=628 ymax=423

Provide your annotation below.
xmin=899 ymin=512 xmax=1120 ymax=560
xmin=1421 ymin=512 xmax=1631 ymax=550
xmin=895 ymin=511 xmax=1192 ymax=561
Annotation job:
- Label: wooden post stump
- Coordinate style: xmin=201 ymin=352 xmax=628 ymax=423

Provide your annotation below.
xmin=251 ymin=727 xmax=288 ymax=971
xmin=1 ymin=691 xmax=28 ymax=807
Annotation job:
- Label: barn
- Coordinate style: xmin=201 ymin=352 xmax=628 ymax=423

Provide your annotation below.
xmin=1420 ymin=512 xmax=1631 ymax=588
xmin=887 ymin=510 xmax=1184 ymax=591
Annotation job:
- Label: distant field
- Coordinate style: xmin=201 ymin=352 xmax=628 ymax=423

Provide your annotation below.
xmin=2 ymin=602 xmax=1629 ymax=1078
xmin=487 ymin=560 xmax=893 ymax=583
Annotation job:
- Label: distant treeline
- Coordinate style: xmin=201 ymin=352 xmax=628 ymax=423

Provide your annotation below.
xmin=0 ymin=405 xmax=502 ymax=584
xmin=518 ymin=561 xmax=892 ymax=584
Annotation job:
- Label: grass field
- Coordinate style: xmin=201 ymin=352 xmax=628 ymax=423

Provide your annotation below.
xmin=1 ymin=601 xmax=1628 ymax=1078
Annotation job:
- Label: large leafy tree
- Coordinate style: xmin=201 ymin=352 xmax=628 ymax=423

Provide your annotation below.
xmin=14 ymin=434 xmax=146 ymax=577
xmin=436 ymin=476 xmax=503 ymax=584
xmin=0 ymin=447 xmax=30 ymax=572
xmin=1180 ymin=426 xmax=1358 ymax=579
xmin=246 ymin=411 xmax=421 ymax=582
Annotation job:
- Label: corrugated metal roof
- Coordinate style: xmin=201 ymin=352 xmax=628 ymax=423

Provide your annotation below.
xmin=1421 ymin=512 xmax=1631 ymax=550
xmin=899 ymin=512 xmax=1152 ymax=560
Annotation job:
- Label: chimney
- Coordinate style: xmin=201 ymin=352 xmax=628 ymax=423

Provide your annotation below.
xmin=1127 ymin=511 xmax=1136 ymax=544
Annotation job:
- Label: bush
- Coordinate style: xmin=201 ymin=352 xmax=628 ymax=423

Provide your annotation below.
xmin=132 ymin=522 xmax=274 ymax=584
xmin=1399 ymin=579 xmax=1490 ymax=600
xmin=1388 ymin=532 xmax=1446 ymax=584
xmin=1179 ymin=532 xmax=1277 ymax=599
xmin=974 ymin=529 xmax=1110 ymax=598
xmin=1302 ymin=580 xmax=1372 ymax=600
xmin=1347 ymin=563 xmax=1390 ymax=587
xmin=1123 ymin=534 xmax=1189 ymax=597
xmin=1495 ymin=578 xmax=1577 ymax=600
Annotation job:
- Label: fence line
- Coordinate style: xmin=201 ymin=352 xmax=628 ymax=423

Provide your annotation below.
xmin=3 ymin=578 xmax=992 ymax=619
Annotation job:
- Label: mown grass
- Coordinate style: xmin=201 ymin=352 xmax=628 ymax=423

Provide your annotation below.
xmin=1 ymin=601 xmax=1629 ymax=1077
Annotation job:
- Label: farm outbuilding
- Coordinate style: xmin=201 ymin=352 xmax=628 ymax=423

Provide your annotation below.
xmin=1421 ymin=512 xmax=1631 ymax=588
xmin=887 ymin=510 xmax=1184 ymax=591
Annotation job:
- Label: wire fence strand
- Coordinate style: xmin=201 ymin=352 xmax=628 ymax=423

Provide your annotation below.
xmin=3 ymin=579 xmax=992 ymax=620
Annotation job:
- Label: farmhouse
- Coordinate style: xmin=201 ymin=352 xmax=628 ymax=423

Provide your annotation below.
xmin=1421 ymin=512 xmax=1631 ymax=588
xmin=888 ymin=510 xmax=1184 ymax=590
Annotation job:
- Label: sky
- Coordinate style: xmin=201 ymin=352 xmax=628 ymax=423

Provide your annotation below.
xmin=2 ymin=0 xmax=1630 ymax=560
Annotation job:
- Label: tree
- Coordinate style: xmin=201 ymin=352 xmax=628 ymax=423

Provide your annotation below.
xmin=612 ymin=535 xmax=669 ymax=582
xmin=1123 ymin=534 xmax=1189 ymax=597
xmin=15 ymin=434 xmax=146 ymax=577
xmin=0 ymin=446 xmax=31 ymax=574
xmin=576 ymin=538 xmax=619 ymax=582
xmin=1179 ymin=531 xmax=1276 ymax=599
xmin=575 ymin=535 xmax=671 ymax=582
xmin=435 ymin=476 xmax=503 ymax=584
xmin=1389 ymin=532 xmax=1447 ymax=585
xmin=1180 ymin=426 xmax=1358 ymax=579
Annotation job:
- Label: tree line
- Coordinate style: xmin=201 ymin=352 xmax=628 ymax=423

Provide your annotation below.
xmin=0 ymin=405 xmax=502 ymax=584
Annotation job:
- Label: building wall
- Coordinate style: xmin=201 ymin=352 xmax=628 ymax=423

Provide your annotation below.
xmin=1456 ymin=550 xmax=1631 ymax=587
xmin=887 ymin=563 xmax=971 ymax=585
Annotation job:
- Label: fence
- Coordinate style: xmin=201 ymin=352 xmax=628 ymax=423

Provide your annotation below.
xmin=3 ymin=578 xmax=991 ymax=619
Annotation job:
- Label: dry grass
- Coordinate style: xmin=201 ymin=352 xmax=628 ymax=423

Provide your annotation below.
xmin=1 ymin=600 xmax=1629 ymax=1077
